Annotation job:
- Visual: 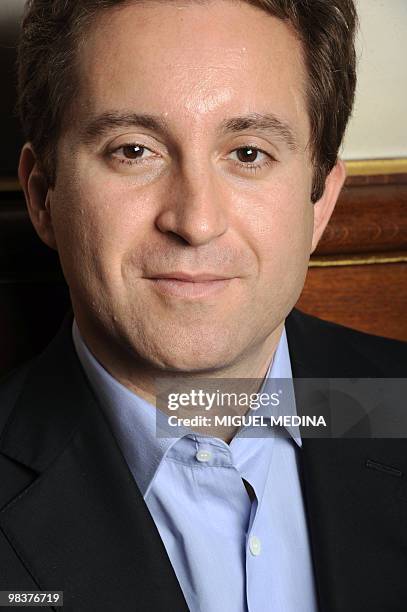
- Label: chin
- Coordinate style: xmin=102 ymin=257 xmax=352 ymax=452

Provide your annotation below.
xmin=134 ymin=330 xmax=238 ymax=374
xmin=157 ymin=354 xmax=230 ymax=374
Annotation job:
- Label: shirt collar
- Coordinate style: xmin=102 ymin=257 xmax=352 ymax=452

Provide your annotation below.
xmin=256 ymin=326 xmax=302 ymax=446
xmin=72 ymin=321 xmax=300 ymax=497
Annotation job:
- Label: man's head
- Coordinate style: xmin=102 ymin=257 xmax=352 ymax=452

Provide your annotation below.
xmin=17 ymin=0 xmax=357 ymax=380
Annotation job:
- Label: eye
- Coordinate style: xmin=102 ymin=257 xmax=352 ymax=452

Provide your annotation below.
xmin=123 ymin=144 xmax=145 ymax=159
xmin=227 ymin=146 xmax=275 ymax=174
xmin=233 ymin=147 xmax=263 ymax=163
xmin=109 ymin=143 xmax=158 ymax=166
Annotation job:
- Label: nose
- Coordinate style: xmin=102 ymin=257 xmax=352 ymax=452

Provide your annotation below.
xmin=155 ymin=164 xmax=229 ymax=246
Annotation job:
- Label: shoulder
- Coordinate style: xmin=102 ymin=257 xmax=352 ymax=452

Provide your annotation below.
xmin=0 ymin=315 xmax=76 ymax=427
xmin=286 ymin=309 xmax=407 ymax=377
xmin=0 ymin=362 xmax=32 ymax=436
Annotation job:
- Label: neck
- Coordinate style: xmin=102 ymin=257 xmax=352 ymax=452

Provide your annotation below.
xmin=74 ymin=313 xmax=285 ymax=412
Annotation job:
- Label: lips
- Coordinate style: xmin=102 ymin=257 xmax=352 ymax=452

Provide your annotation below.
xmin=147 ymin=272 xmax=232 ymax=282
xmin=145 ymin=272 xmax=234 ymax=298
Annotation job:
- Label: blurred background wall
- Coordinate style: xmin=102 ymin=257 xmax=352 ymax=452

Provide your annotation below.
xmin=342 ymin=0 xmax=407 ymax=161
xmin=0 ymin=0 xmax=25 ymax=177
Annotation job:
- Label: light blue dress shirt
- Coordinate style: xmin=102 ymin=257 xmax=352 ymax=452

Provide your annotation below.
xmin=72 ymin=322 xmax=318 ymax=612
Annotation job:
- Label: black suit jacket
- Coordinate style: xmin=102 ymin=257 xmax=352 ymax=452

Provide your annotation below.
xmin=0 ymin=309 xmax=406 ymax=611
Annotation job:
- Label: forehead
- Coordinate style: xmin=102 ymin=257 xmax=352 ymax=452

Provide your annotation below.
xmin=75 ymin=0 xmax=308 ymax=140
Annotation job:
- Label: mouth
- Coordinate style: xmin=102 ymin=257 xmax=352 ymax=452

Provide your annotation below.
xmin=144 ymin=272 xmax=235 ymax=299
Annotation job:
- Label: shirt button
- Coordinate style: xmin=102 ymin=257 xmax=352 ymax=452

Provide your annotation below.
xmin=249 ymin=535 xmax=262 ymax=556
xmin=196 ymin=450 xmax=212 ymax=462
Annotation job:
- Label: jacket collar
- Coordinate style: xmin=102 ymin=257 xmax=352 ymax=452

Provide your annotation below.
xmin=0 ymin=318 xmax=189 ymax=610
xmin=286 ymin=309 xmax=407 ymax=611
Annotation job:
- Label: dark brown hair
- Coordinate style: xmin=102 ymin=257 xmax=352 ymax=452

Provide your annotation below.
xmin=17 ymin=0 xmax=357 ymax=202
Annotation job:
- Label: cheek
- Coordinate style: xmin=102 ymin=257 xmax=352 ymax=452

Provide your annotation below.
xmin=234 ymin=174 xmax=314 ymax=312
xmin=235 ymin=177 xmax=314 ymax=266
xmin=51 ymin=172 xmax=157 ymax=277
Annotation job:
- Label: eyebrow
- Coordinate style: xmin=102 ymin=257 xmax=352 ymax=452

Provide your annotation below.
xmin=220 ymin=113 xmax=298 ymax=151
xmin=82 ymin=112 xmax=169 ymax=143
xmin=82 ymin=111 xmax=298 ymax=151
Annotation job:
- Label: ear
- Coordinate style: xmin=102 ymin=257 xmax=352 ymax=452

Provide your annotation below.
xmin=18 ymin=143 xmax=57 ymax=250
xmin=311 ymin=159 xmax=347 ymax=254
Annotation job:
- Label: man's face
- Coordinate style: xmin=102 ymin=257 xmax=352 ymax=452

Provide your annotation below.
xmin=45 ymin=1 xmax=317 ymax=372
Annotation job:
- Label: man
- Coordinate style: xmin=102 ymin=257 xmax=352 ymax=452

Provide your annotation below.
xmin=0 ymin=0 xmax=406 ymax=610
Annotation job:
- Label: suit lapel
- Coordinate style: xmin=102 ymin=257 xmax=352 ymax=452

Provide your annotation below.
xmin=0 ymin=322 xmax=188 ymax=611
xmin=285 ymin=309 xmax=407 ymax=612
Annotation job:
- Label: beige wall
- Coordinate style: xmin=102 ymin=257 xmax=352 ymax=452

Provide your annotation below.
xmin=342 ymin=0 xmax=407 ymax=160
xmin=0 ymin=0 xmax=25 ymax=22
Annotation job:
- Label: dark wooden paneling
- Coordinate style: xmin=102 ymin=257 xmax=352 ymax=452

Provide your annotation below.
xmin=0 ymin=283 xmax=69 ymax=373
xmin=315 ymin=174 xmax=407 ymax=255
xmin=297 ymin=262 xmax=407 ymax=341
xmin=0 ymin=195 xmax=63 ymax=281
xmin=298 ymin=173 xmax=407 ymax=341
